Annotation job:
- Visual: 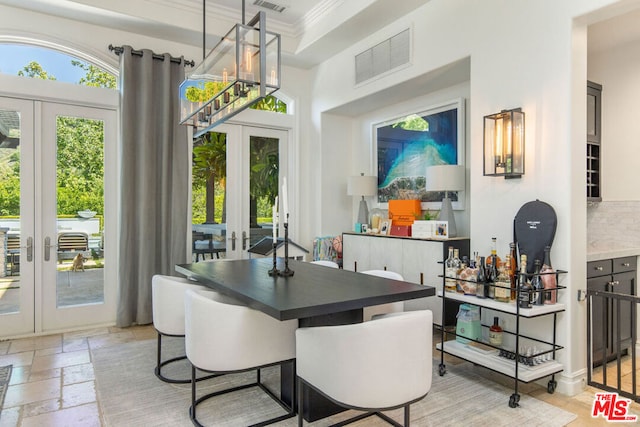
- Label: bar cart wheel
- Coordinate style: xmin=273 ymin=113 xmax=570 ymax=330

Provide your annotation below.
xmin=509 ymin=393 xmax=520 ymax=408
xmin=547 ymin=380 xmax=557 ymax=394
xmin=438 ymin=364 xmax=446 ymax=377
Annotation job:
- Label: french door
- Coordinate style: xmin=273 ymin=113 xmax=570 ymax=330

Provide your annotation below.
xmin=192 ymin=124 xmax=288 ymax=260
xmin=0 ymin=96 xmax=117 ymax=336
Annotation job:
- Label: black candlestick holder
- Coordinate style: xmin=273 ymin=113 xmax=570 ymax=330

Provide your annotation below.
xmin=278 ymin=217 xmax=294 ymax=277
xmin=268 ymin=241 xmax=279 ymax=276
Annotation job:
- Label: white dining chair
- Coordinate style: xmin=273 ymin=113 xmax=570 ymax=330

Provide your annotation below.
xmin=296 ymin=310 xmax=433 ymax=426
xmin=310 ymin=260 xmax=340 ymax=268
xmin=184 ymin=288 xmax=298 ymax=426
xmin=151 ymin=274 xmax=216 ymax=384
xmin=361 ymin=269 xmax=405 ymax=321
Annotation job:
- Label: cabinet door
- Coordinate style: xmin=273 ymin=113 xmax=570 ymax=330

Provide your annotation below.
xmin=342 ymin=234 xmax=371 ymax=272
xmin=402 ymin=240 xmax=443 ymax=323
xmin=588 ymin=275 xmax=609 ymax=365
xmin=611 ymin=270 xmax=635 ymax=350
xmin=369 ymin=237 xmax=403 ymax=273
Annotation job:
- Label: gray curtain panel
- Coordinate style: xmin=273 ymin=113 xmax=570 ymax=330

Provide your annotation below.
xmin=116 ymin=46 xmax=189 ymax=327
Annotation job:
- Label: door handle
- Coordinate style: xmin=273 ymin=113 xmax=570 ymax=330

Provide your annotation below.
xmin=242 ymin=231 xmax=248 ymax=250
xmin=26 ymin=236 xmax=33 ymax=262
xmin=230 ymin=231 xmax=237 ymax=251
xmin=44 ymin=236 xmax=55 ymax=261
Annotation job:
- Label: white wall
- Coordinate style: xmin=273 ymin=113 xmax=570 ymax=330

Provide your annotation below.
xmin=588 ymin=38 xmax=640 ymax=201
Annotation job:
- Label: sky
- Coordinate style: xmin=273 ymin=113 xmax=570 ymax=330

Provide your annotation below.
xmin=0 ymin=45 xmax=87 ymax=84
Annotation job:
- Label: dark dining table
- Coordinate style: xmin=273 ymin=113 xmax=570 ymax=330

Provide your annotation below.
xmin=175 ymin=257 xmax=435 ymax=421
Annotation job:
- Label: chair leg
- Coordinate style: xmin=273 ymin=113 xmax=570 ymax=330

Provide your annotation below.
xmin=190 ymin=364 xmax=197 ymax=424
xmin=297 ymin=377 xmax=304 ymax=427
xmin=155 ymin=331 xmax=216 ymax=384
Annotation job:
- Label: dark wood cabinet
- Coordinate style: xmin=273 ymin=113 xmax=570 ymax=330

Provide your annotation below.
xmin=587 ymin=256 xmax=636 ymax=366
xmin=587 ymin=81 xmax=602 ymax=201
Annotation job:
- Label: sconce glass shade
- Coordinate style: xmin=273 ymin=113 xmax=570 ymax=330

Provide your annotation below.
xmin=179 ymin=11 xmax=280 ymax=137
xmin=483 ymin=108 xmax=525 ymax=178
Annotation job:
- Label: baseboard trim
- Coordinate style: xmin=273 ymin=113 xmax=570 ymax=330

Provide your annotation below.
xmin=548 ymin=368 xmax=587 ymax=396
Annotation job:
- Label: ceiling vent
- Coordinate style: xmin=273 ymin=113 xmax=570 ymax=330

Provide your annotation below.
xmin=355 ymin=28 xmax=410 ymax=85
xmin=253 ymin=0 xmax=286 ymax=13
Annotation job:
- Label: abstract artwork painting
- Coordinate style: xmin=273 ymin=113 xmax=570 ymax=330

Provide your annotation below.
xmin=375 ymin=98 xmax=464 ymax=209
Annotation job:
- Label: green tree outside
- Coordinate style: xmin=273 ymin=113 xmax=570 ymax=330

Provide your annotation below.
xmin=0 ymin=57 xmax=114 ymax=220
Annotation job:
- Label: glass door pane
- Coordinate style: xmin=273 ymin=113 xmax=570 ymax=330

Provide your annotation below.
xmin=54 ymin=115 xmax=105 ymax=308
xmin=249 ymin=135 xmax=279 ymax=249
xmin=192 ymin=131 xmax=228 ymax=261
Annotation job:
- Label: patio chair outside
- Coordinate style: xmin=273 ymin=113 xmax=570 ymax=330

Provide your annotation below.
xmin=57 ymin=232 xmax=90 ymax=263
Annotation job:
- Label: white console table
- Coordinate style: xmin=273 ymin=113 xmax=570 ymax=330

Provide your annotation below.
xmin=342 ymin=232 xmax=469 ymax=326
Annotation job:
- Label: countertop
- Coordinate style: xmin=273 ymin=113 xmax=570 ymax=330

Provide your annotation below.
xmin=587 ymin=242 xmax=640 ymax=262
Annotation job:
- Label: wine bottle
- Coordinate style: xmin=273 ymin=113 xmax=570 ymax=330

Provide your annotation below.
xmin=445 ymin=246 xmax=457 ymax=292
xmin=476 ymin=256 xmax=487 ymax=298
xmin=518 ymin=254 xmax=532 ymax=308
xmin=494 ymin=255 xmax=511 ymax=303
xmin=541 ymin=246 xmax=557 ymax=304
xmin=489 ymin=316 xmax=503 ymax=346
xmin=509 ymin=243 xmax=518 ymax=301
xmin=531 ymin=259 xmax=544 ymax=305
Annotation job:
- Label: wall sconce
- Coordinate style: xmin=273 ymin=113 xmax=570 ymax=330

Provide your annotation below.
xmin=347 ymin=173 xmax=378 ymax=226
xmin=483 ymin=108 xmax=525 ymax=179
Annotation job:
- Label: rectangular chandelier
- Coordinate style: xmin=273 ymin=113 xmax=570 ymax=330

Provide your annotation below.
xmin=179 ymin=11 xmax=280 ymax=137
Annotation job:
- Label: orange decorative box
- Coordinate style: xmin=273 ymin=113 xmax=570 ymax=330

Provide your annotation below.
xmin=388 ymin=200 xmax=422 ymax=226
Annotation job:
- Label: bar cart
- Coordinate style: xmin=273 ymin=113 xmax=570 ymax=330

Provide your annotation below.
xmin=436 ymin=268 xmax=566 ymax=408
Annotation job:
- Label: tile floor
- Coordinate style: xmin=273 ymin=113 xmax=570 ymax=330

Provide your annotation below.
xmin=0 ymin=325 xmax=635 ymax=426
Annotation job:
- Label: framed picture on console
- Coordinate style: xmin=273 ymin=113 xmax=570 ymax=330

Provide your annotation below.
xmin=374 ymin=98 xmax=465 ymax=211
xmin=379 ymin=220 xmax=391 ymax=235
xmin=433 ymin=221 xmax=449 ymax=239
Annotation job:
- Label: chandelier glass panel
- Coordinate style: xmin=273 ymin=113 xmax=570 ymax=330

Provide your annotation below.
xmin=179 ymin=11 xmax=280 ymax=137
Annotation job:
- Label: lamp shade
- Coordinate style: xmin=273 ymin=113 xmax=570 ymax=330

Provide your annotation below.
xmin=347 ymin=175 xmax=377 ymax=196
xmin=425 ymin=165 xmax=465 ymax=192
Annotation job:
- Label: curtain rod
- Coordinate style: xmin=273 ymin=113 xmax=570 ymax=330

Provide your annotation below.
xmin=108 ymin=44 xmax=195 ymax=67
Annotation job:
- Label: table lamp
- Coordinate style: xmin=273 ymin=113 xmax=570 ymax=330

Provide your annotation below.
xmin=425 ymin=165 xmax=465 ymax=237
xmin=347 ymin=173 xmax=378 ymax=226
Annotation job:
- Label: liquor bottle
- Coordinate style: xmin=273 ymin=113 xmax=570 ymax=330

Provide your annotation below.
xmin=445 ymin=246 xmax=457 ymax=292
xmin=453 ymin=249 xmax=463 ymax=293
xmin=476 ymin=256 xmax=487 ymax=298
xmin=517 ymin=254 xmax=532 ymax=308
xmin=531 ymin=259 xmax=544 ymax=305
xmin=494 ymin=256 xmax=511 ymax=303
xmin=489 ymin=316 xmax=503 ymax=346
xmin=509 ymin=243 xmax=518 ymax=301
xmin=486 ymin=239 xmax=499 ymax=299
xmin=541 ymin=246 xmax=557 ymax=304
xmin=486 ymin=237 xmax=502 ymax=269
